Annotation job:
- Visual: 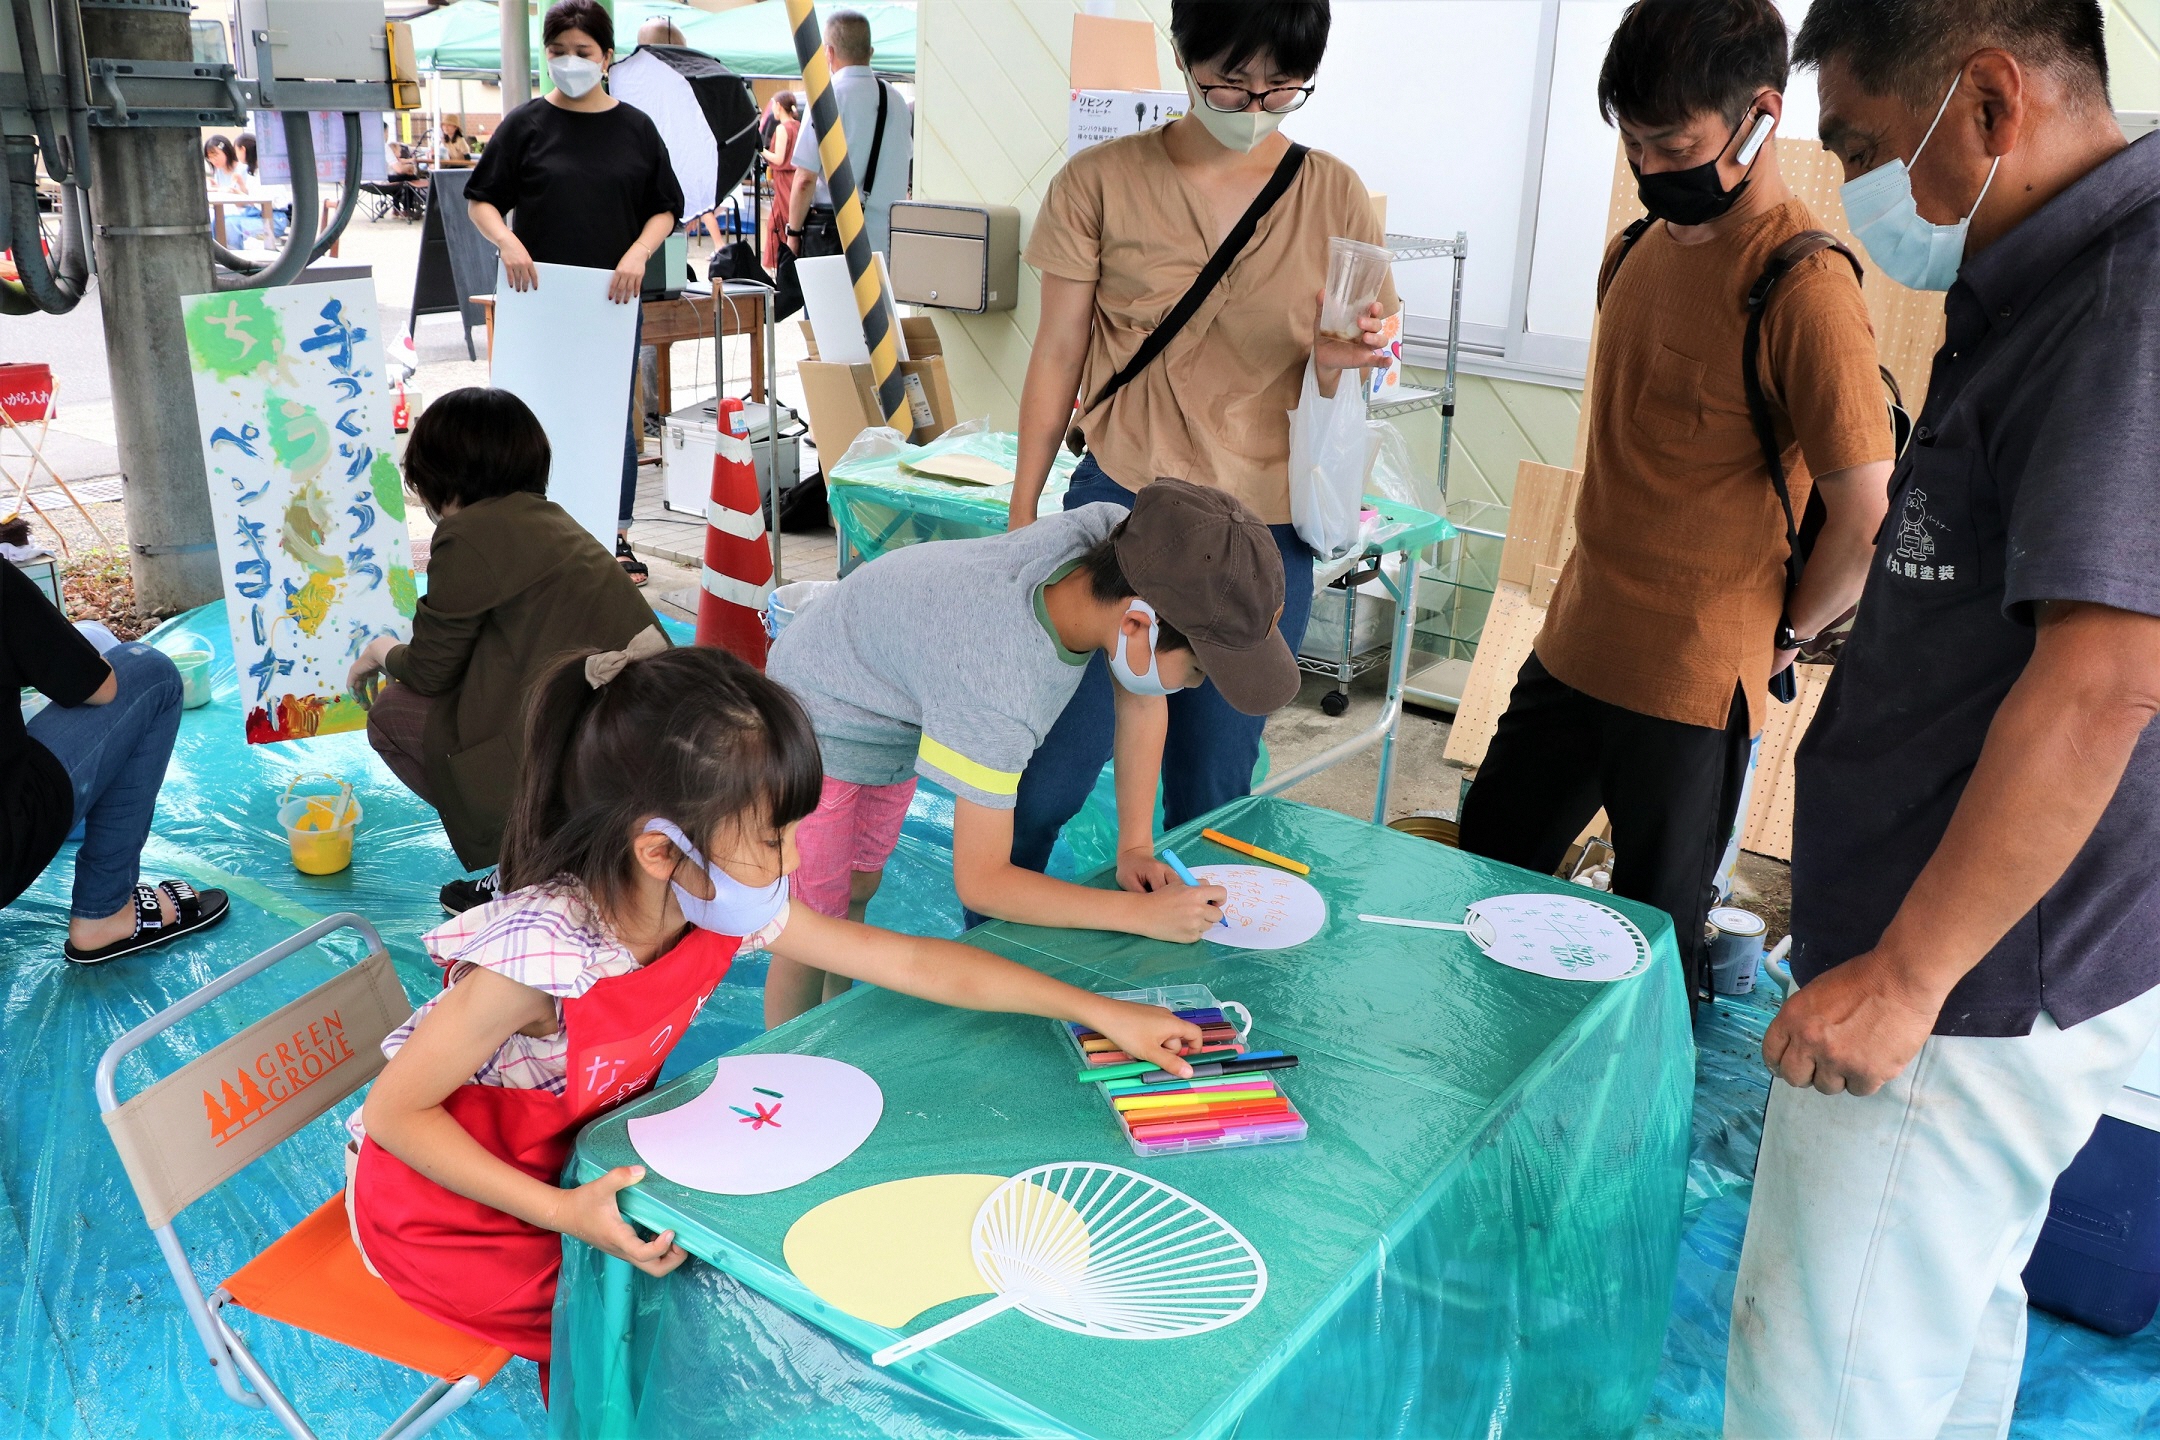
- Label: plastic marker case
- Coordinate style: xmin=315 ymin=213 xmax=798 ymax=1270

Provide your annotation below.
xmin=1060 ymin=983 xmax=1307 ymax=1158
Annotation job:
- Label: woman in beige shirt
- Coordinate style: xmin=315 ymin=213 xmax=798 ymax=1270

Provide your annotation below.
xmin=999 ymin=0 xmax=1390 ymax=893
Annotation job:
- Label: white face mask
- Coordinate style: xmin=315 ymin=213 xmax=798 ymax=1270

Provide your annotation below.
xmin=1840 ymin=73 xmax=2001 ymax=292
xmin=1181 ymin=74 xmax=1285 ymax=154
xmin=1108 ymin=599 xmax=1177 ymax=697
xmin=549 ymin=54 xmax=605 ymax=99
xmin=643 ymin=819 xmax=790 ymax=937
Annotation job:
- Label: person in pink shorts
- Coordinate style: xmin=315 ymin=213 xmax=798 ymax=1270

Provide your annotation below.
xmin=763 ymin=480 xmax=1300 ymax=1026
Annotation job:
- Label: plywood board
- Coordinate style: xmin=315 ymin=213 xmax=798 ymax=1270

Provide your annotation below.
xmin=1497 ymin=462 xmax=1582 ymax=588
xmin=1741 ymin=662 xmax=1833 ymax=862
xmin=1446 ymin=460 xmax=1582 ymax=772
xmin=1442 ymin=580 xmax=1543 ymax=771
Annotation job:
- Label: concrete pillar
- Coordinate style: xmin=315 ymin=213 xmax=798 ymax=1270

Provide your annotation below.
xmin=79 ymin=0 xmax=220 ymax=611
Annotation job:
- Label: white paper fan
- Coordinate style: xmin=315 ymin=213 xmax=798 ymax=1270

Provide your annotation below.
xmin=870 ymin=1161 xmax=1267 ymax=1366
xmin=1360 ymin=892 xmax=1654 ymax=982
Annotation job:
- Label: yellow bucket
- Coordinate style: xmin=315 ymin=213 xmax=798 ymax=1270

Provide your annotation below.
xmin=277 ymin=775 xmax=361 ymax=875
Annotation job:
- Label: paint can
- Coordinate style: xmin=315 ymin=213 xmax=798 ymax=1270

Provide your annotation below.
xmin=1707 ymin=906 xmax=1767 ymax=996
xmin=1386 ymin=813 xmax=1459 ymax=848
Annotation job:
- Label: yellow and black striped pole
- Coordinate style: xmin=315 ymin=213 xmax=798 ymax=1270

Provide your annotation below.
xmin=786 ymin=0 xmax=910 ymax=431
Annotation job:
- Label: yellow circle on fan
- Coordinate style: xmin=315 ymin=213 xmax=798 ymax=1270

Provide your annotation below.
xmin=784 ymin=1173 xmax=1085 ymax=1328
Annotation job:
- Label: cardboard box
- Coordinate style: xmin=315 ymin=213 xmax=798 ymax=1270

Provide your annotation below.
xmin=797 ymin=316 xmax=957 ymax=467
xmin=1069 ymin=89 xmax=1187 ymax=155
xmin=1070 ymin=14 xmax=1160 ymax=90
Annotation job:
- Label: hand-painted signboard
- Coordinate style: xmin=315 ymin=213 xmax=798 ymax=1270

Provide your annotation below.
xmin=184 ymin=282 xmax=415 ymax=743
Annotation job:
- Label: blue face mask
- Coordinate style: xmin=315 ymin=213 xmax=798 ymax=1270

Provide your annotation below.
xmin=1108 ymin=599 xmax=1176 ymax=697
xmin=1840 ymin=73 xmax=2001 ymax=292
xmin=643 ymin=819 xmax=790 ymax=936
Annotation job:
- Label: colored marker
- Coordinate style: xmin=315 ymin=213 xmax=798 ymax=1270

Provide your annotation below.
xmin=1114 ymin=1087 xmax=1278 ymax=1112
xmin=1069 ymin=1007 xmax=1224 ymax=1038
xmin=1104 ymin=1073 xmax=1279 ymax=1097
xmin=1133 ymin=1117 xmax=1307 ymax=1144
xmin=1163 ymin=847 xmax=1230 ymax=929
xmin=1075 ymin=1049 xmax=1244 ymax=1070
xmin=1136 ymin=1053 xmax=1297 ymax=1084
xmin=1122 ymin=1098 xmax=1291 ymax=1124
xmin=1200 ymin=828 xmax=1310 ymax=876
xmin=1075 ymin=1047 xmax=1246 ymax=1084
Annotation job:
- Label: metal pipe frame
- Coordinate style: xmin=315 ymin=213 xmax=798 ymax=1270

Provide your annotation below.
xmin=1257 ymin=560 xmax=1423 ymax=824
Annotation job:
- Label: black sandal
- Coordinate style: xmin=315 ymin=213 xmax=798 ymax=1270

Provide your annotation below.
xmin=64 ymin=878 xmax=231 ymax=965
xmin=616 ymin=536 xmax=650 ymax=587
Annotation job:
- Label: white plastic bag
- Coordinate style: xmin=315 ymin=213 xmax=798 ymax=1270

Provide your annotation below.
xmin=1287 ymin=357 xmax=1375 ymax=562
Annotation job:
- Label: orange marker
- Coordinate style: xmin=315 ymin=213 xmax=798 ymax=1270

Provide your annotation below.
xmin=1200 ymin=828 xmax=1310 ymax=876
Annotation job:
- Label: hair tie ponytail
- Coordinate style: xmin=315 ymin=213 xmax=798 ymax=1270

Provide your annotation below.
xmin=583 ymin=626 xmax=669 ymax=688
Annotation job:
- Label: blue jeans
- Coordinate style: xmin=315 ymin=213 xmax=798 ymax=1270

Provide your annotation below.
xmin=1006 ymin=455 xmax=1316 ymax=876
xmin=26 ymin=643 xmax=182 ymax=918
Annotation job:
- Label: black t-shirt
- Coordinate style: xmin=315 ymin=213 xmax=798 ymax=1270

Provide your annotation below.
xmin=1793 ymin=136 xmax=2160 ymax=1037
xmin=465 ymin=97 xmax=684 ymax=272
xmin=3 ymin=561 xmax=109 ymax=908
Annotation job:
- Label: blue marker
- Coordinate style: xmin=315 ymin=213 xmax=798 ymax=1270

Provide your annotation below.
xmin=1162 ymin=848 xmax=1230 ymax=929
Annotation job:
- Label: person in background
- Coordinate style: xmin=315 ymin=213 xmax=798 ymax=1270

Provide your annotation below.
xmin=234 ymin=130 xmax=260 ymax=179
xmin=348 ymin=642 xmax=1203 ymax=1367
xmin=204 ymin=135 xmax=249 ymax=193
xmin=347 ymin=388 xmax=658 ymax=915
xmin=1728 ymin=2 xmax=2160 ymax=1433
xmin=761 ymin=91 xmax=803 ymax=270
xmin=1004 ymin=0 xmax=1389 ymax=895
xmin=385 ymin=133 xmax=420 ymax=179
xmin=2 ymin=559 xmax=228 ymax=962
xmin=635 ymin=17 xmax=685 ymax=46
xmin=783 ymin=9 xmax=911 ymax=257
xmin=1456 ymin=0 xmax=1896 ymax=1005
xmin=466 ymin=0 xmax=684 ymax=588
xmin=437 ymin=118 xmax=474 ymax=167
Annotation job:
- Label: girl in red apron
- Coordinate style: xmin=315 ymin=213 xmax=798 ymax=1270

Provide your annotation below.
xmin=349 ymin=640 xmax=1205 ymax=1369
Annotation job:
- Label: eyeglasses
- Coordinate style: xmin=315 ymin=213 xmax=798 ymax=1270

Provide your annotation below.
xmin=1194 ymin=82 xmax=1315 ymax=115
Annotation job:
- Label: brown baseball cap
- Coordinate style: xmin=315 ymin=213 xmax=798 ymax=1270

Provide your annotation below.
xmin=1115 ymin=479 xmax=1300 ymax=716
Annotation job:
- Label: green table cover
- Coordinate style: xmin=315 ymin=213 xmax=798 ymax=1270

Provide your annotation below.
xmin=824 ymin=430 xmax=1454 ymax=572
xmin=551 ymin=797 xmax=1692 ymax=1439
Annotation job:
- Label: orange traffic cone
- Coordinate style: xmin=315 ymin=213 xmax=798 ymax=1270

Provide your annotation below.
xmin=697 ymin=397 xmax=772 ymax=666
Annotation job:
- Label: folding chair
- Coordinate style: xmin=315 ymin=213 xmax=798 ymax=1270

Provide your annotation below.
xmin=96 ymin=913 xmax=513 ymax=1440
xmin=0 ymin=363 xmax=113 ymax=555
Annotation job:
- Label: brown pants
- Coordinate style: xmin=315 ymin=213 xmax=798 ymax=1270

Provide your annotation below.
xmin=366 ymin=682 xmax=437 ymax=808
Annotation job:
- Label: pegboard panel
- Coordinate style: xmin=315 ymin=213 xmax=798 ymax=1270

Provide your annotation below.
xmin=1443 ymin=581 xmax=1545 ymax=772
xmin=1741 ymin=662 xmax=1833 ymax=862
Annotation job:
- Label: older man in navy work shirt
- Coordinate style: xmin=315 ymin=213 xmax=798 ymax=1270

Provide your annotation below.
xmin=1726 ymin=2 xmax=2160 ymax=1435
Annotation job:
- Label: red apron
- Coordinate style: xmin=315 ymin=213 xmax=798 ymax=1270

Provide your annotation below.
xmin=355 ymin=925 xmax=738 ymax=1362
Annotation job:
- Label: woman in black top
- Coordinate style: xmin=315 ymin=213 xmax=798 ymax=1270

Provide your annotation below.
xmin=1 ymin=559 xmax=228 ymax=962
xmin=465 ymin=0 xmax=684 ymax=585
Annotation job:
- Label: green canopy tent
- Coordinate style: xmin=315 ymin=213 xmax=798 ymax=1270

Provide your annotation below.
xmin=407 ymin=0 xmax=916 ymax=77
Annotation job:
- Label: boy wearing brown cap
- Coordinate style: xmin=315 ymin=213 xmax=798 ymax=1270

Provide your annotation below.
xmin=764 ymin=479 xmax=1297 ymax=1025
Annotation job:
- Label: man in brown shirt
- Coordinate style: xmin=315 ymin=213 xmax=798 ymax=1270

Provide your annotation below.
xmin=1460 ymin=0 xmax=1896 ymax=1004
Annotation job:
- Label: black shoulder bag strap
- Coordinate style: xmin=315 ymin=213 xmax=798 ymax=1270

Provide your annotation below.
xmin=1596 ymin=217 xmax=1654 ymax=309
xmin=1744 ymin=229 xmax=1862 ymax=701
xmin=861 ymin=80 xmax=891 ymax=195
xmin=1069 ymin=143 xmax=1310 ymax=452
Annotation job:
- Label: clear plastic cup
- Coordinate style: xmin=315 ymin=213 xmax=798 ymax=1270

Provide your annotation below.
xmin=1320 ymin=236 xmax=1393 ymax=340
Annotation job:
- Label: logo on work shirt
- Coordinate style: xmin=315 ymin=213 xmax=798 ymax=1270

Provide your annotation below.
xmin=202 ymin=1009 xmax=356 ymax=1146
xmin=1886 ymin=489 xmax=1956 ymax=582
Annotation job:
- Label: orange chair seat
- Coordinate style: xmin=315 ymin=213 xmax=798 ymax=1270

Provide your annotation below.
xmin=222 ymin=1191 xmax=513 ymax=1385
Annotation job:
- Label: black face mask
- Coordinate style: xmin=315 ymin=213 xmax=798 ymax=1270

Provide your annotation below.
xmin=1632 ymin=112 xmax=1759 ymax=226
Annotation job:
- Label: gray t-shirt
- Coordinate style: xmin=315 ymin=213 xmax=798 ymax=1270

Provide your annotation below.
xmin=768 ymin=504 xmax=1122 ymax=808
